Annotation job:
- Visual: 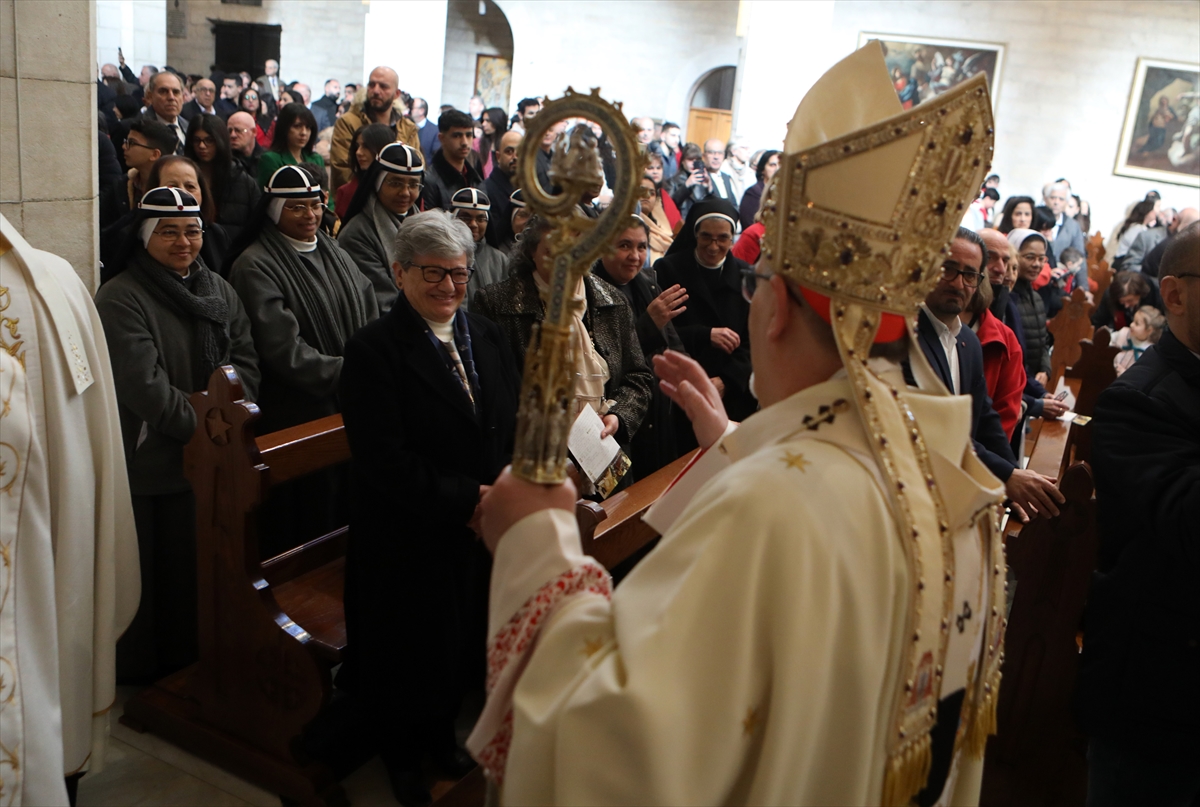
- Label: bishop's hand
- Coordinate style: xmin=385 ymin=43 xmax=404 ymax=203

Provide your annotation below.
xmin=654 ymin=350 xmax=729 ymax=449
xmin=481 ymin=466 xmax=578 ymax=554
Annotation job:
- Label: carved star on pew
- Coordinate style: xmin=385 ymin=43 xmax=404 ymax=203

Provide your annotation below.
xmin=205 ymin=407 xmax=232 ymax=446
xmin=781 ymin=451 xmax=811 ymax=472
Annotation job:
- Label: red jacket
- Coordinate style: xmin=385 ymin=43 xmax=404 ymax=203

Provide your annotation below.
xmin=731 ymin=221 xmax=764 ymax=265
xmin=975 ymin=308 xmax=1026 ymax=440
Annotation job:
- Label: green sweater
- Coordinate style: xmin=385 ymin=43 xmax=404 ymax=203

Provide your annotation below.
xmin=257 ymin=149 xmax=326 ymax=189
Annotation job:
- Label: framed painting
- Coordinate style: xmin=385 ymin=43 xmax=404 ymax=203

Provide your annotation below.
xmin=1114 ymin=57 xmax=1199 ymax=188
xmin=474 ymin=55 xmax=512 ymax=113
xmin=858 ymin=32 xmax=1005 ymax=111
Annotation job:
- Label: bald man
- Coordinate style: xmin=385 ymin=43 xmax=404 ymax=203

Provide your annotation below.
xmin=483 ymin=129 xmax=524 ymax=248
xmin=1140 ymin=206 xmax=1199 ymax=278
xmin=329 ymin=65 xmax=420 ymax=192
xmin=227 ymin=111 xmax=264 ymax=179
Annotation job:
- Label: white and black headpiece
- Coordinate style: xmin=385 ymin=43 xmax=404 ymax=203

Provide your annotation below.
xmin=137 ymin=186 xmax=202 ymax=247
xmin=451 ymin=187 xmax=491 ymax=213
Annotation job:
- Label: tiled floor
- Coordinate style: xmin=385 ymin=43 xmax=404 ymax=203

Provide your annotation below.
xmin=76 ymin=687 xmax=405 ymax=807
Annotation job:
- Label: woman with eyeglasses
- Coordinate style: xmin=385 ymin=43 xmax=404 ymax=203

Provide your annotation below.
xmin=653 ymin=199 xmax=755 ymax=441
xmin=338 ymin=142 xmax=425 ymax=314
xmin=255 ymin=102 xmax=326 ymax=191
xmin=473 ymin=216 xmax=653 ymax=454
xmin=226 ymin=165 xmax=378 ymax=435
xmin=142 ymin=155 xmax=233 ymax=277
xmin=184 ymin=113 xmax=261 ymax=243
xmin=95 ymin=186 xmax=259 ymax=683
xmin=237 ymin=86 xmax=273 ymax=148
xmin=1006 ymin=228 xmax=1053 ymax=388
xmin=337 ymin=210 xmax=520 ymax=806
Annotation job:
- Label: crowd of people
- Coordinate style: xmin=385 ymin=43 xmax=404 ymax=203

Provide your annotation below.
xmin=88 ymin=55 xmax=1200 ymax=807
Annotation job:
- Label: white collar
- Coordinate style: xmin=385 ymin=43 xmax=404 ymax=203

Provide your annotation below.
xmin=920 ymin=303 xmax=961 ymax=338
xmin=423 ymin=316 xmax=454 ymax=341
xmin=281 ymin=232 xmax=318 ymax=253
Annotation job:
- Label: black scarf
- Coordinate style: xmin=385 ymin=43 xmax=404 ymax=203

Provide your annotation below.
xmin=989 ymin=283 xmax=1011 ymax=321
xmin=131 ymin=249 xmax=231 ymax=390
xmin=256 ymin=223 xmax=370 ymax=356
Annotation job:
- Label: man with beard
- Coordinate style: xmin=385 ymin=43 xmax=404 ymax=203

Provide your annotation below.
xmin=483 ymin=129 xmax=522 ymax=248
xmin=330 ymin=66 xmax=420 ymax=193
xmin=978 ymin=228 xmax=1068 ymax=423
xmin=422 ymin=109 xmax=484 ymax=211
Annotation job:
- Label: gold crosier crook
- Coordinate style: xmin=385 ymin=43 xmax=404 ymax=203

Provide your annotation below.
xmin=511 ymin=87 xmax=645 ymax=484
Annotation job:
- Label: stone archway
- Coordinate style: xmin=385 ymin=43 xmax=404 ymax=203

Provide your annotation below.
xmin=441 ymin=0 xmax=514 ymax=113
xmin=686 ymin=65 xmax=736 ymax=146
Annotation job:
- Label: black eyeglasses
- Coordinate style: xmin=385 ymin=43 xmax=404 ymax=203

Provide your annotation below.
xmin=410 ymin=264 xmax=474 ymax=285
xmin=740 ymin=268 xmax=770 ymax=302
xmin=941 ymin=264 xmax=983 ymax=288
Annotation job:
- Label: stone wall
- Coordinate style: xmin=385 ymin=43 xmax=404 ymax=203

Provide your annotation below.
xmin=496 ymin=0 xmax=742 ymax=135
xmin=1 ymin=0 xmax=100 ymax=289
xmin=166 ymin=0 xmax=367 ymax=95
xmin=441 ymin=0 xmax=513 ymax=113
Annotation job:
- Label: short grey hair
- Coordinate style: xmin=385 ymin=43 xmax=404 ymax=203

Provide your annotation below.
xmin=394 ymin=209 xmax=476 ymax=267
xmin=1042 ymin=181 xmax=1068 ymax=200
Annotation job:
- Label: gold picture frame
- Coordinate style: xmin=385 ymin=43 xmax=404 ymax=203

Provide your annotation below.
xmin=1114 ymin=57 xmax=1200 ymax=188
xmin=474 ymin=54 xmax=512 ymax=113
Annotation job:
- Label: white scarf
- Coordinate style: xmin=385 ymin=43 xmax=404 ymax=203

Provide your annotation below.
xmin=533 ymin=272 xmax=609 ymax=415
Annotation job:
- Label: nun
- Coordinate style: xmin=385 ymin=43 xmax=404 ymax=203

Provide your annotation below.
xmin=227 ymin=164 xmax=378 ymax=435
xmin=95 ymin=186 xmax=259 ymax=681
xmin=337 ymin=142 xmax=425 ymax=314
xmin=450 ymin=186 xmax=507 ymax=308
xmin=652 ymin=198 xmax=756 ymax=443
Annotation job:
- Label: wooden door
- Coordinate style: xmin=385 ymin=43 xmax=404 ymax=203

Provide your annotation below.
xmin=686 ymin=107 xmax=732 ymax=147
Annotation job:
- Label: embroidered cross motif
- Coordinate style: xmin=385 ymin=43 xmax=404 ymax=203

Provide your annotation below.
xmin=781 ymin=451 xmax=810 ymax=472
xmin=742 ymin=706 xmax=760 ymax=737
xmin=956 ymin=600 xmax=973 ymax=633
xmin=801 ymin=398 xmax=851 ymax=431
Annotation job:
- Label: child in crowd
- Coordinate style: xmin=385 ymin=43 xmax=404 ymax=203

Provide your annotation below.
xmin=1109 ymin=305 xmax=1165 ymax=376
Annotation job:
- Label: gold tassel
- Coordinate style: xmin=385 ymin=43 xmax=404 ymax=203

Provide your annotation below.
xmin=882 ymin=733 xmax=932 ymax=807
xmin=966 ymin=670 xmax=1001 ymax=758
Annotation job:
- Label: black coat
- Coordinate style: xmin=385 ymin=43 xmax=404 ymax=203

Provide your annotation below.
xmin=593 ymin=264 xmax=687 ymax=477
xmin=1075 ymin=330 xmax=1200 ymax=749
xmin=471 ymin=267 xmax=654 ymax=445
xmin=739 ymin=181 xmax=764 ymax=229
xmin=338 ymin=295 xmax=520 ymax=725
xmin=214 ymin=165 xmax=261 ymax=244
xmin=482 ymin=168 xmax=516 ymax=248
xmin=421 ymin=148 xmax=484 ymax=211
xmin=653 ymin=252 xmax=756 ymax=423
xmin=1012 ymin=277 xmax=1050 ymax=379
xmin=909 ymin=309 xmax=1016 ymax=482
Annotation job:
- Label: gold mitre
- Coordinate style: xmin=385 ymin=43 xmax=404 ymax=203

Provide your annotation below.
xmin=761 ymin=41 xmax=994 ymax=335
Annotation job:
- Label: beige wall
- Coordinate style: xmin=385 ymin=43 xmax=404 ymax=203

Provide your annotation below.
xmin=167 ymin=0 xmax=367 ymax=95
xmin=1 ymin=0 xmax=100 ymax=290
xmin=441 ymin=0 xmax=513 ymax=113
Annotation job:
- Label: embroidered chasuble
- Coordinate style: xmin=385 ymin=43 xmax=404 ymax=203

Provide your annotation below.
xmin=0 ymin=217 xmax=140 ymax=806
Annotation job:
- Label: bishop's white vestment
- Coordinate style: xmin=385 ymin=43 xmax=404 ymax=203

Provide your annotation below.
xmin=469 ymin=363 xmax=1004 ymax=806
xmin=0 ymin=217 xmax=140 ymax=807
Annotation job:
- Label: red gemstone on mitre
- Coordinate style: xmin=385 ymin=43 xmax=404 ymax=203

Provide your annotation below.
xmin=177 ymin=205 xmax=184 ymax=210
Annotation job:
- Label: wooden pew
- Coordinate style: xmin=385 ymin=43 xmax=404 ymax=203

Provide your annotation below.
xmin=1046 ymin=288 xmax=1094 ymax=392
xmin=120 ymin=366 xmax=693 ymax=806
xmin=980 ymin=463 xmax=1097 ymax=807
xmin=1086 ymin=232 xmax=1114 ymax=301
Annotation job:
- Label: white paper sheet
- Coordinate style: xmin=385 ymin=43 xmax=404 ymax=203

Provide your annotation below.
xmin=568 ymin=406 xmax=621 ymax=483
xmin=1052 ymin=377 xmax=1077 ymax=421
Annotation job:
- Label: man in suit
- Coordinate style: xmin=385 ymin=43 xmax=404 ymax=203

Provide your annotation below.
xmin=412 ymin=97 xmax=439 ymax=166
xmin=1043 ymin=181 xmax=1086 ymax=283
xmin=313 ymin=79 xmax=341 ymax=125
xmin=139 ymin=70 xmax=188 ymax=154
xmin=256 ymin=58 xmax=282 ymax=102
xmin=1076 ymin=222 xmax=1200 ymax=807
xmin=179 ymin=77 xmax=225 ymax=123
xmin=910 ymin=227 xmax=1064 ymax=523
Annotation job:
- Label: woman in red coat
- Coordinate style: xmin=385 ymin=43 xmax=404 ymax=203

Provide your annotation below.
xmin=967 ymin=279 xmax=1026 ymax=440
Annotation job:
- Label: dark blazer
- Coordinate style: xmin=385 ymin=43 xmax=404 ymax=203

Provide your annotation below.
xmin=739 ymin=181 xmax=764 ymax=229
xmin=416 ymin=119 xmax=439 ymax=167
xmin=338 ymin=294 xmax=520 ymax=724
xmin=138 ymin=109 xmax=187 ymax=154
xmin=180 ymin=100 xmax=228 ymax=123
xmin=472 ymin=267 xmax=654 ymax=444
xmin=910 ymin=309 xmax=1016 ymax=482
xmin=422 ymin=148 xmax=484 ymax=211
xmin=482 ymin=168 xmax=515 ymax=248
xmin=1076 ymin=330 xmax=1200 ymax=749
xmin=653 ymin=252 xmax=756 ymax=423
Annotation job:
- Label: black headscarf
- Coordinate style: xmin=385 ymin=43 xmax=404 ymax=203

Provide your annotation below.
xmin=664 ymin=198 xmax=739 ymax=258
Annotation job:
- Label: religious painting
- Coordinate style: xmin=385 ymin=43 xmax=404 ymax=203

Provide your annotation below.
xmin=474 ymin=54 xmax=512 ymax=113
xmin=857 ymin=33 xmax=1005 ymax=111
xmin=1114 ymin=57 xmax=1200 ymax=188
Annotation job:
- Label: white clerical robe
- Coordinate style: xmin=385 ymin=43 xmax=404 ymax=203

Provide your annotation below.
xmin=472 ymin=363 xmax=1003 ymax=806
xmin=0 ymin=216 xmax=140 ymax=806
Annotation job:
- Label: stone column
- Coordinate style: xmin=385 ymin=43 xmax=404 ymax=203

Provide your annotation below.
xmin=1 ymin=0 xmax=100 ymax=290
